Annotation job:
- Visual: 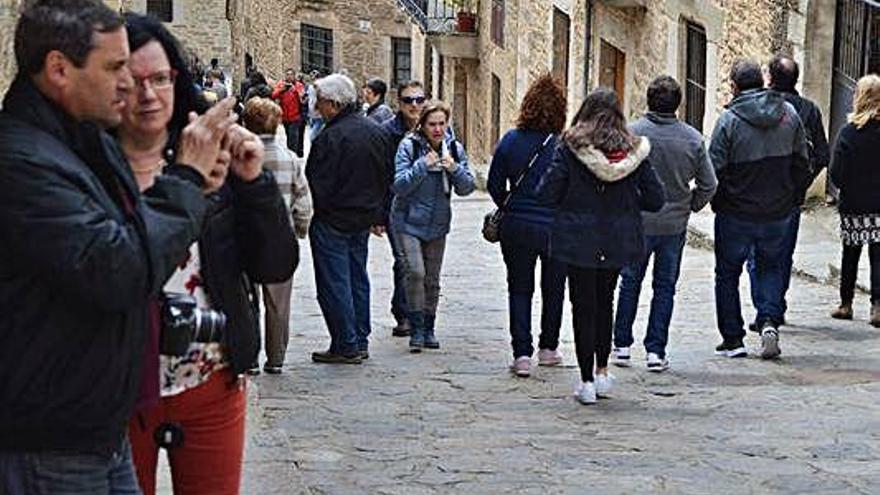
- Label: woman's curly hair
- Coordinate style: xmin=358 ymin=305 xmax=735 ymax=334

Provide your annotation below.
xmin=516 ymin=74 xmax=567 ymax=134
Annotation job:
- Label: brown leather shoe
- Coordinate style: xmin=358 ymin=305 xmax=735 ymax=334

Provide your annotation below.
xmin=871 ymin=303 xmax=880 ymax=328
xmin=831 ymin=303 xmax=853 ymax=320
xmin=311 ymin=350 xmax=362 ymax=364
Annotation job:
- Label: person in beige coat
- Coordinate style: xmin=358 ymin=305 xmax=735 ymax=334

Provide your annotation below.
xmin=243 ymin=97 xmax=313 ymax=373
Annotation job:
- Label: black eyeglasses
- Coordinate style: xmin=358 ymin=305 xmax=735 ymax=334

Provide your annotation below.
xmin=400 ymin=95 xmax=426 ymax=105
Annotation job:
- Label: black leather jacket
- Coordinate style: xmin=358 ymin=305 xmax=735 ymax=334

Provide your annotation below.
xmin=0 ymin=77 xmax=208 ymax=454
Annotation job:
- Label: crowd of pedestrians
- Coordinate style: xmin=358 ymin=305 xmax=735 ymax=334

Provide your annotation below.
xmin=1 ymin=1 xmax=879 ymax=493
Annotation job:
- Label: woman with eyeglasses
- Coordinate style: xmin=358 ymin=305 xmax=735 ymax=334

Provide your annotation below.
xmin=391 ymin=100 xmax=475 ymax=352
xmin=117 ymin=14 xmax=296 ymax=494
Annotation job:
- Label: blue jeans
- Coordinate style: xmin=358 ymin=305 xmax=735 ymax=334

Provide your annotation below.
xmin=613 ymin=232 xmax=687 ymax=358
xmin=309 ymin=220 xmax=371 ymax=354
xmin=387 ymin=222 xmax=409 ymax=323
xmin=0 ymin=437 xmax=140 ymax=495
xmin=748 ymin=207 xmax=800 ymax=318
xmin=500 ymin=239 xmax=567 ymax=358
xmin=715 ymin=214 xmax=789 ymax=342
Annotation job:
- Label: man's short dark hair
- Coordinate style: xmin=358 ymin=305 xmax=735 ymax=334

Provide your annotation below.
xmin=729 ymin=59 xmax=764 ymax=92
xmin=397 ymin=80 xmax=424 ymax=96
xmin=364 ymin=78 xmax=387 ymax=99
xmin=646 ymin=75 xmax=682 ymax=113
xmin=15 ymin=0 xmax=124 ymax=76
xmin=768 ymin=54 xmax=799 ymax=91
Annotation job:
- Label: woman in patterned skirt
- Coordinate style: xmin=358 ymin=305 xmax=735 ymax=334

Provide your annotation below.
xmin=830 ymin=74 xmax=880 ymax=327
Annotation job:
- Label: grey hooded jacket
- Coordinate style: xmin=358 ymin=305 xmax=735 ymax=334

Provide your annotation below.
xmin=630 ymin=112 xmax=717 ymax=236
xmin=708 ymin=88 xmax=810 ymax=222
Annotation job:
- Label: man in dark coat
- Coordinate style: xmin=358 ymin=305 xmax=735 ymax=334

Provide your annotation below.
xmin=0 ymin=1 xmax=236 ymax=492
xmin=307 ymin=74 xmax=392 ymax=363
xmin=746 ymin=54 xmax=831 ymax=328
xmin=709 ymin=59 xmax=810 ymax=360
xmin=380 ymin=80 xmax=427 ymax=337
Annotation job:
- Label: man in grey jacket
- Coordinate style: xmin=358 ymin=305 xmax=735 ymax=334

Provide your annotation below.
xmin=613 ymin=76 xmax=717 ymax=372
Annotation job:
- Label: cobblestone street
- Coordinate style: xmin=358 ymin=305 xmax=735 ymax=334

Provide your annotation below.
xmin=237 ymin=193 xmax=880 ymax=494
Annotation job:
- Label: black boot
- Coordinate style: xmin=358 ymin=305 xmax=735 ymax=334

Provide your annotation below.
xmin=408 ymin=311 xmax=425 ymax=353
xmin=423 ymin=313 xmax=439 ymax=349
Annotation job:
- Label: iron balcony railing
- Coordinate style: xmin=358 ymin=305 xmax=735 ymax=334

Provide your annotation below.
xmin=397 ymin=0 xmax=479 ymax=34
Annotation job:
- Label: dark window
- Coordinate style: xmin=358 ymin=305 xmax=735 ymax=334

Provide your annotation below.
xmin=147 ymin=0 xmax=173 ymax=22
xmin=491 ymin=74 xmax=501 ymax=150
xmin=392 ymin=38 xmax=412 ymax=87
xmin=552 ymin=8 xmax=570 ymax=88
xmin=301 ymin=24 xmax=333 ymax=75
xmin=584 ymin=0 xmax=593 ymax=94
xmin=491 ymin=0 xmax=505 ymax=47
xmin=684 ymin=21 xmax=707 ymax=132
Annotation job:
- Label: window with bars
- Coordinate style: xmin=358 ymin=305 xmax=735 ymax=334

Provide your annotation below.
xmin=491 ymin=0 xmax=505 ymax=47
xmin=147 ymin=0 xmax=173 ymax=22
xmin=301 ymin=24 xmax=333 ymax=76
xmin=391 ymin=38 xmax=411 ymax=87
xmin=684 ymin=21 xmax=707 ymax=132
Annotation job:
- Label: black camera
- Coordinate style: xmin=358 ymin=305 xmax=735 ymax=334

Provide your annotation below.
xmin=160 ymin=293 xmax=226 ymax=356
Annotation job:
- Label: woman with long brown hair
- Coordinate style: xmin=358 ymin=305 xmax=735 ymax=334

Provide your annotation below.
xmin=538 ymin=87 xmax=664 ymax=405
xmin=830 ymin=74 xmax=880 ymax=327
xmin=487 ymin=75 xmax=568 ymax=377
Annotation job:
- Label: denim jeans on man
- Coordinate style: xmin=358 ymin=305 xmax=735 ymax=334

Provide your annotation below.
xmin=715 ymin=214 xmax=788 ymax=342
xmin=500 ymin=239 xmax=566 ymax=358
xmin=387 ymin=223 xmax=409 ymax=324
xmin=309 ymin=220 xmax=371 ymax=354
xmin=0 ymin=437 xmax=140 ymax=495
xmin=614 ymin=232 xmax=687 ymax=358
xmin=284 ymin=121 xmax=302 ymax=156
xmin=747 ymin=206 xmax=800 ymax=318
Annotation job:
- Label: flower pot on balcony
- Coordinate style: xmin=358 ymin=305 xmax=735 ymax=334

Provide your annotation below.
xmin=456 ymin=11 xmax=476 ymax=33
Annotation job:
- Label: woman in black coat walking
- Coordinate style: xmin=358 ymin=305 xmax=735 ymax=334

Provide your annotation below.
xmin=830 ymin=74 xmax=880 ymax=327
xmin=538 ymin=88 xmax=665 ymax=405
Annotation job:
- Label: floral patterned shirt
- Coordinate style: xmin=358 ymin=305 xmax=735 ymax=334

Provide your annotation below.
xmin=160 ymin=243 xmax=228 ymax=397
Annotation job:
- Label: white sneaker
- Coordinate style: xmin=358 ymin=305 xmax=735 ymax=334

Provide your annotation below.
xmin=595 ymin=373 xmax=615 ymax=397
xmin=574 ymin=381 xmax=597 ymax=405
xmin=613 ymin=347 xmax=631 ymax=367
xmin=646 ymin=352 xmax=669 ymax=373
xmin=759 ymin=325 xmax=781 ymax=359
xmin=509 ymin=356 xmax=531 ymax=377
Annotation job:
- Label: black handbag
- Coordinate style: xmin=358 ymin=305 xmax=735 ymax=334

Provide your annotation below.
xmin=482 ymin=134 xmax=554 ymax=243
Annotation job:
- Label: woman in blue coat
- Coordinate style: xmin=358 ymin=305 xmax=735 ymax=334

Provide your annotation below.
xmin=538 ymin=88 xmax=665 ymax=405
xmin=391 ymin=101 xmax=476 ymax=352
xmin=487 ymin=75 xmax=568 ymax=377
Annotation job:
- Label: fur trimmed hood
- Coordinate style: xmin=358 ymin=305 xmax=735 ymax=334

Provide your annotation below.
xmin=566 ymin=135 xmax=651 ymax=183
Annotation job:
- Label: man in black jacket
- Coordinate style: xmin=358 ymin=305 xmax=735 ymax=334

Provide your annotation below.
xmin=746 ymin=54 xmax=831 ymax=328
xmin=0 ymin=1 xmax=236 ymax=492
xmin=307 ymin=74 xmax=392 ymax=364
xmin=709 ymin=59 xmax=810 ymax=361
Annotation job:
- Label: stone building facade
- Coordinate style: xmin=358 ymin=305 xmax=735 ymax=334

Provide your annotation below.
xmin=421 ymin=0 xmax=824 ymax=167
xmin=0 ymin=0 xmax=425 ymax=100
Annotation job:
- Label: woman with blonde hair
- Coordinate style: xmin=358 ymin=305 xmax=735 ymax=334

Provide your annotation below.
xmin=830 ymin=74 xmax=880 ymax=327
xmin=391 ymin=100 xmax=476 ymax=352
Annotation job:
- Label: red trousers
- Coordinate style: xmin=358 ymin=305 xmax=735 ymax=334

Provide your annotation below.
xmin=128 ymin=370 xmax=246 ymax=495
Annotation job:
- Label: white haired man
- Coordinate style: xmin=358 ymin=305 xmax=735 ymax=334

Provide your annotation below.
xmin=306 ymin=74 xmax=393 ymax=363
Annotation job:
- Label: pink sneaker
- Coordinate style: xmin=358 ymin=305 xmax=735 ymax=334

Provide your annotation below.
xmin=537 ymin=348 xmax=563 ymax=367
xmin=510 ymin=356 xmax=531 ymax=377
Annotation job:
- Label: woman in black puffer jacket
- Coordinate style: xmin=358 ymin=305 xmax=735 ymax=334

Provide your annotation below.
xmin=538 ymin=88 xmax=664 ymax=406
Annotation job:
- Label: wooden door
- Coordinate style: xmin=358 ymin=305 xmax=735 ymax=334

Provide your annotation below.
xmin=599 ymin=39 xmax=626 ymax=105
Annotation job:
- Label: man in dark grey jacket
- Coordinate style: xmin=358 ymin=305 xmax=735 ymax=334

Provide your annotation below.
xmin=746 ymin=54 xmax=831 ymax=329
xmin=0 ymin=1 xmax=236 ymax=492
xmin=613 ymin=76 xmax=717 ymax=372
xmin=709 ymin=59 xmax=810 ymax=360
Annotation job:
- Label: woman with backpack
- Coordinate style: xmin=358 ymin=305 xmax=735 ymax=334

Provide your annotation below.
xmin=391 ymin=101 xmax=476 ymax=352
